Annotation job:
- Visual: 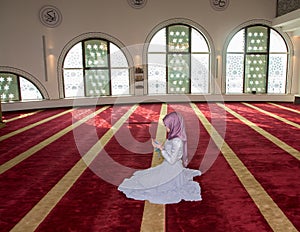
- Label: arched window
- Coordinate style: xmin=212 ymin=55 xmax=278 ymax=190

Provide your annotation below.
xmin=147 ymin=23 xmax=211 ymax=94
xmin=63 ymin=39 xmax=130 ymax=98
xmin=0 ymin=72 xmax=43 ymax=102
xmin=225 ymin=25 xmax=289 ymax=94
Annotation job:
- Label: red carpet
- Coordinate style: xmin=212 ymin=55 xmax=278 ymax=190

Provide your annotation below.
xmin=166 ymin=103 xmax=273 ymax=232
xmin=35 ymin=104 xmax=161 ymax=231
xmin=217 ymin=103 xmax=300 ymax=229
xmin=0 ymin=102 xmax=299 ymax=231
xmin=253 ymin=103 xmax=300 ymax=125
xmin=0 ymin=106 xmax=116 ymax=231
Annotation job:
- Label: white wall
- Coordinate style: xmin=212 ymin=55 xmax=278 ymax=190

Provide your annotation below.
xmin=1 ymin=0 xmax=299 ymax=111
xmin=292 ymin=36 xmax=300 ymax=94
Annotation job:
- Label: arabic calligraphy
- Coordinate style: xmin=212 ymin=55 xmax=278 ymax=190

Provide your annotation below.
xmin=127 ymin=0 xmax=147 ymax=9
xmin=44 ymin=9 xmax=57 ymax=23
xmin=39 ymin=5 xmax=62 ymax=28
xmin=210 ymin=0 xmax=229 ymax=11
xmin=133 ymin=0 xmax=144 ymax=6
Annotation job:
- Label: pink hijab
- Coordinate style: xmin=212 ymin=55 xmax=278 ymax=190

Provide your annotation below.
xmin=163 ymin=112 xmax=188 ymax=167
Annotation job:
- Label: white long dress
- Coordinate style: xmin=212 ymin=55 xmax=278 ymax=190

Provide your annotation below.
xmin=118 ymin=137 xmax=202 ymax=204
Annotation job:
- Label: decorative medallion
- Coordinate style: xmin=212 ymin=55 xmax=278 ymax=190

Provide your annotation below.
xmin=127 ymin=0 xmax=147 ymax=9
xmin=210 ymin=0 xmax=230 ymax=11
xmin=39 ymin=5 xmax=62 ymax=28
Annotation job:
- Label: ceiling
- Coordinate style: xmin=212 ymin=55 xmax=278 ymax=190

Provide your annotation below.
xmin=272 ymin=9 xmax=300 ymax=37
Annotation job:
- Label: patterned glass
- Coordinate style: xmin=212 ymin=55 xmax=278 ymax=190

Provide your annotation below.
xmin=110 ymin=43 xmax=129 ymax=67
xmin=64 ymin=43 xmax=83 ymax=68
xmin=109 ymin=43 xmax=130 ymax=95
xmin=246 ymin=26 xmax=268 ymax=53
xmin=148 ymin=28 xmax=167 ymax=53
xmin=244 ymin=54 xmax=267 ymax=93
xmin=227 ymin=29 xmax=245 ymax=53
xmin=148 ymin=54 xmax=166 ymax=94
xmin=85 ymin=70 xmax=110 ymax=96
xmin=226 ymin=25 xmax=288 ymax=94
xmin=84 ymin=40 xmax=108 ymax=68
xmin=0 ymin=73 xmax=19 ymax=101
xmin=168 ymin=25 xmax=189 ymax=53
xmin=191 ymin=54 xmax=209 ymax=93
xmin=148 ymin=24 xmax=210 ymax=95
xmin=63 ymin=39 xmax=130 ymax=98
xmin=191 ymin=28 xmax=209 ymax=52
xmin=269 ymin=29 xmax=287 ymax=52
xmin=63 ymin=69 xmax=84 ymax=97
xmin=111 ymin=69 xmax=130 ymax=95
xmin=20 ymin=77 xmax=43 ymax=100
xmin=268 ymin=28 xmax=288 ymax=94
xmin=168 ymin=54 xmax=190 ymax=94
xmin=268 ymin=54 xmax=287 ymax=93
xmin=226 ymin=54 xmax=244 ymax=93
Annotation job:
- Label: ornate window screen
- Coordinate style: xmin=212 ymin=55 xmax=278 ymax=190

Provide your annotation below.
xmin=63 ymin=39 xmax=130 ymax=98
xmin=168 ymin=25 xmax=190 ymax=94
xmin=226 ymin=25 xmax=288 ymax=94
xmin=268 ymin=29 xmax=288 ymax=93
xmin=148 ymin=24 xmax=210 ymax=94
xmin=277 ymin=0 xmax=300 ymax=16
xmin=0 ymin=73 xmax=43 ymax=102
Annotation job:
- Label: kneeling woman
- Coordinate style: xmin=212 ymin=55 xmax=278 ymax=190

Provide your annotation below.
xmin=118 ymin=112 xmax=202 ymax=204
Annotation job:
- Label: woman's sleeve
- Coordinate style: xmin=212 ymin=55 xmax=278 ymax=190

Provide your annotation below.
xmin=161 ymin=139 xmax=183 ymax=165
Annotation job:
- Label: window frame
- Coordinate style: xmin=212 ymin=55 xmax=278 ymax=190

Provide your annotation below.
xmin=244 ymin=25 xmax=271 ymax=94
xmin=145 ymin=18 xmax=214 ymax=95
xmin=0 ymin=70 xmax=46 ymax=102
xmin=58 ymin=32 xmax=133 ymax=99
xmin=62 ymin=38 xmax=132 ymax=98
xmin=224 ymin=21 xmax=292 ymax=95
xmin=166 ymin=24 xmax=192 ymax=94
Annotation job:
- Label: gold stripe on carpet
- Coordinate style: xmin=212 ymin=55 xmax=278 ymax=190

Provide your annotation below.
xmin=140 ymin=103 xmax=167 ymax=232
xmin=217 ymin=103 xmax=300 ymax=161
xmin=243 ymin=102 xmax=300 ymax=129
xmin=268 ymin=102 xmax=300 ymax=114
xmin=10 ymin=104 xmax=138 ymax=232
xmin=0 ymin=109 xmax=74 ymax=142
xmin=3 ymin=110 xmax=43 ymax=123
xmin=0 ymin=106 xmax=109 ymax=175
xmin=190 ymin=103 xmax=298 ymax=232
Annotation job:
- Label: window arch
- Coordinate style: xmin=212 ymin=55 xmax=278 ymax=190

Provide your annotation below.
xmin=59 ymin=33 xmax=132 ymax=98
xmin=225 ymin=24 xmax=290 ymax=94
xmin=146 ymin=21 xmax=212 ymax=94
xmin=0 ymin=68 xmax=46 ymax=102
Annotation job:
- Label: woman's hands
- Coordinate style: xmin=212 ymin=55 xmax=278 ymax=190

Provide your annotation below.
xmin=151 ymin=138 xmax=163 ymax=151
xmin=182 ymin=158 xmax=189 ymax=167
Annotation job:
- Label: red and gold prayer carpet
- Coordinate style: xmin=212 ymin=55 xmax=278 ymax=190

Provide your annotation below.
xmin=0 ymin=102 xmax=299 ymax=231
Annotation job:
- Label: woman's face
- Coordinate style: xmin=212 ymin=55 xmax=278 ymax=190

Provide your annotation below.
xmin=166 ymin=126 xmax=170 ymax=133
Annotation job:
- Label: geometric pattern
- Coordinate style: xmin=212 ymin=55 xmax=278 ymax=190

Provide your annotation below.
xmin=63 ymin=39 xmax=130 ymax=98
xmin=0 ymin=73 xmax=42 ymax=102
xmin=268 ymin=54 xmax=287 ymax=93
xmin=244 ymin=54 xmax=267 ymax=93
xmin=226 ymin=54 xmax=244 ymax=93
xmin=226 ymin=25 xmax=288 ymax=94
xmin=0 ymin=73 xmax=19 ymax=101
xmin=148 ymin=24 xmax=210 ymax=94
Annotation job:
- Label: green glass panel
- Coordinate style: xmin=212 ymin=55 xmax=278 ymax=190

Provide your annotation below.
xmin=168 ymin=25 xmax=189 ymax=52
xmin=246 ymin=26 xmax=268 ymax=53
xmin=0 ymin=73 xmax=19 ymax=102
xmin=84 ymin=40 xmax=108 ymax=68
xmin=167 ymin=54 xmax=190 ymax=94
xmin=85 ymin=70 xmax=110 ymax=96
xmin=244 ymin=55 xmax=267 ymax=93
